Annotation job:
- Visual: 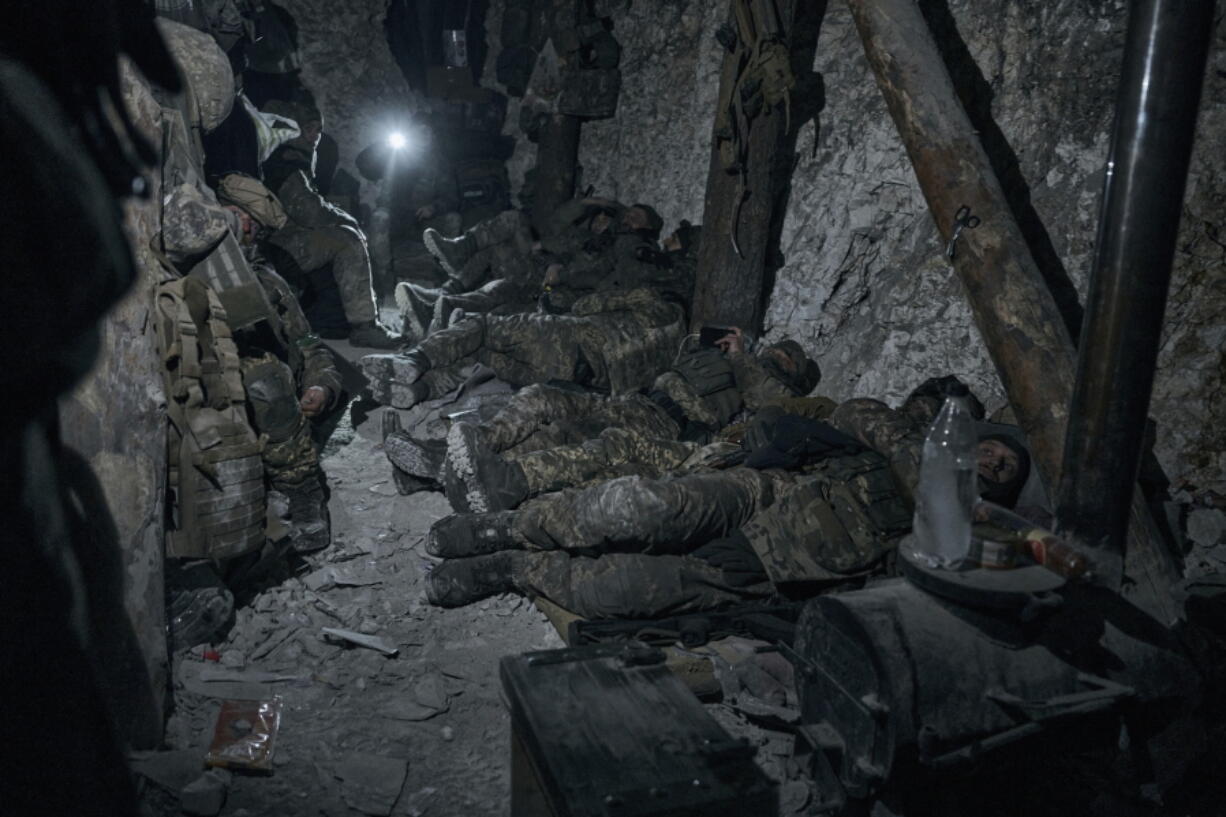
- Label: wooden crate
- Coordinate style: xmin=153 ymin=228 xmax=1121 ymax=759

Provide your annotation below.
xmin=501 ymin=643 xmax=776 ymax=817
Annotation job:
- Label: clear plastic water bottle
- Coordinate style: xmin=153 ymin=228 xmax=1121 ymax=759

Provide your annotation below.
xmin=911 ymin=382 xmax=978 ymax=567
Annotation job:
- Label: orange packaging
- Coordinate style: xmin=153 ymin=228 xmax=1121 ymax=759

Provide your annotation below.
xmin=204 ymin=697 xmax=282 ymax=772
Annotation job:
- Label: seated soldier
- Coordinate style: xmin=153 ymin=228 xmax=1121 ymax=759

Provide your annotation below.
xmin=422 ymin=379 xmax=1036 ymax=618
xmin=216 ymin=171 xmax=401 ymax=349
xmin=197 ymin=203 xmax=342 ymax=552
xmin=235 ymin=261 xmax=343 ymax=552
xmin=359 ymin=284 xmax=689 ymax=410
xmin=386 ymin=328 xmax=826 ymax=511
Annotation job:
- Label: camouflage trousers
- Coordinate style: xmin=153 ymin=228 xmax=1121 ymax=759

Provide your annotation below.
xmin=429 ymin=277 xmax=540 ymax=332
xmin=454 ymin=212 xmax=536 ymax=290
xmin=416 ymin=312 xmax=598 ymax=388
xmin=266 ymin=223 xmax=377 ymax=325
xmin=511 ymin=467 xmax=783 ymax=554
xmin=511 ymin=551 xmax=772 ymax=619
xmin=482 ymin=383 xmax=680 ymax=452
xmin=240 ymin=352 xmax=321 ymax=489
xmin=513 ymin=426 xmax=700 ymax=496
xmin=828 ymin=398 xmax=924 ymax=506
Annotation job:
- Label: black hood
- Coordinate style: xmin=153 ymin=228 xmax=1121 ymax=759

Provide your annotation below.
xmin=977 ymin=433 xmax=1031 ymax=508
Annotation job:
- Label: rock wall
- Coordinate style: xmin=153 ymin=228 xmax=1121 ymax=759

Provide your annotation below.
xmin=540 ymin=0 xmax=1226 ymax=495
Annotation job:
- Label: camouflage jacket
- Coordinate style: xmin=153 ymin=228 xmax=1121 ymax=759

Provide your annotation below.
xmin=272 ymin=161 xmax=361 ymax=233
xmin=250 ymin=263 xmax=343 ymax=407
xmin=740 ymin=447 xmax=912 ymax=586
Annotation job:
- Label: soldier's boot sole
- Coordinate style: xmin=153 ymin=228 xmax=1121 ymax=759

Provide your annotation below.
xmin=360 ymin=354 xmax=428 ymax=409
xmin=424 ymin=553 xmax=516 ymax=608
xmin=445 ymin=422 xmax=529 ymax=514
xmin=443 ymin=423 xmax=479 ymax=513
xmin=385 ymin=431 xmax=446 ymax=481
xmin=423 ymin=228 xmax=474 ymax=278
xmin=383 ymin=413 xmax=434 ymax=495
xmin=427 ymin=512 xmax=520 ymax=558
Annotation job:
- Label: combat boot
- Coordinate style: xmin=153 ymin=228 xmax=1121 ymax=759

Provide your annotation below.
xmin=385 ymin=430 xmax=447 ymax=481
xmin=360 ymin=350 xmax=432 ymax=408
xmin=394 ymin=282 xmax=434 ymax=343
xmin=348 ymin=320 xmax=404 ymax=350
xmin=425 ymin=552 xmax=516 ymax=608
xmin=423 ymin=228 xmax=476 ymax=278
xmin=444 ymin=422 xmax=530 ymax=513
xmin=383 ymin=411 xmax=436 ymax=495
xmin=278 ymin=477 xmax=331 ymax=553
xmin=427 ymin=511 xmax=520 ymax=557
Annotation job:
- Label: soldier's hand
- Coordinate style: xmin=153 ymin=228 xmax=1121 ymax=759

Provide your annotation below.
xmin=300 ymin=386 xmax=330 ymax=418
xmin=416 ymin=205 xmax=436 ymax=220
xmin=716 ymin=326 xmax=745 ymax=354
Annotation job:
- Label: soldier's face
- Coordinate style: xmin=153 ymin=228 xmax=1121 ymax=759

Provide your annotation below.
xmin=663 ymin=231 xmax=682 ymax=252
xmin=590 ymin=212 xmax=613 ymax=234
xmin=224 ymin=205 xmax=256 ymax=244
xmin=766 ymin=347 xmax=798 ymax=374
xmin=978 ymin=439 xmax=1020 ymax=484
xmin=302 ymin=120 xmax=322 ymax=148
xmin=621 ymin=207 xmax=650 ymax=232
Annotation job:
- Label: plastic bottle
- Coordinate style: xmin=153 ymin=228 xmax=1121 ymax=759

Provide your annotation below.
xmin=911 ymin=382 xmax=978 ymax=567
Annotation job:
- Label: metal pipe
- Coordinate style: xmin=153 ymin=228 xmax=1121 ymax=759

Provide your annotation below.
xmin=1055 ymin=0 xmax=1216 ymax=557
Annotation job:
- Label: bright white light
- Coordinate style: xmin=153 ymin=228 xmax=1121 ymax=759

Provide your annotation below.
xmin=388 ymin=131 xmax=407 ymax=150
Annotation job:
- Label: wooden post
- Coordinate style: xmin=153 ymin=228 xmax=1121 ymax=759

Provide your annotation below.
xmin=846 ymin=0 xmax=1182 ymax=620
xmin=691 ymin=0 xmax=799 ymax=335
xmin=530 ymin=112 xmax=582 ymax=234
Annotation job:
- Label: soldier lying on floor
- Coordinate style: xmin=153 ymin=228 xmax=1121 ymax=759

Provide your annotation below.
xmin=421 ymin=378 xmax=1035 ymax=618
xmin=384 ymin=327 xmax=827 ymax=510
xmin=395 ymin=204 xmax=692 ymax=346
xmin=359 ymin=285 xmax=688 ymax=409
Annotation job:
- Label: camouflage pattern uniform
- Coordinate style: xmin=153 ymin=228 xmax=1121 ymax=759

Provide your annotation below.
xmin=499 ymin=397 xmax=925 ymax=619
xmin=411 ymin=286 xmax=687 ymax=396
xmin=447 ymin=209 xmax=536 ymax=290
xmin=827 ymin=395 xmax=930 ymax=507
xmin=469 ymin=345 xmax=831 ymax=496
xmin=236 ymin=264 xmax=342 ymax=489
xmin=262 ymin=160 xmax=378 ymax=326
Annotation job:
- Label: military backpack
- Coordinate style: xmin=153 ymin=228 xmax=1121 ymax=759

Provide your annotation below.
xmin=157 ymin=276 xmax=267 ymax=561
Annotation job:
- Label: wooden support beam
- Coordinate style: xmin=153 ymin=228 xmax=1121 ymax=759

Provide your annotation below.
xmin=530 ymin=112 xmax=582 ymax=234
xmin=846 ymin=0 xmax=1182 ymax=620
xmin=691 ymin=0 xmax=799 ymax=335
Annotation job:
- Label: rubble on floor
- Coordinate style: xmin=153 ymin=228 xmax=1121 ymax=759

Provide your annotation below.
xmin=144 ymin=395 xmax=565 ymax=816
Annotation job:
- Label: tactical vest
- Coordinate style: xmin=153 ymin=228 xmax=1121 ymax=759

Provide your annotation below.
xmin=187 ymin=230 xmax=275 ymax=332
xmin=158 ymin=277 xmax=267 ymax=561
xmin=671 ymin=348 xmax=743 ymax=428
xmin=742 ymin=449 xmax=912 ymax=585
